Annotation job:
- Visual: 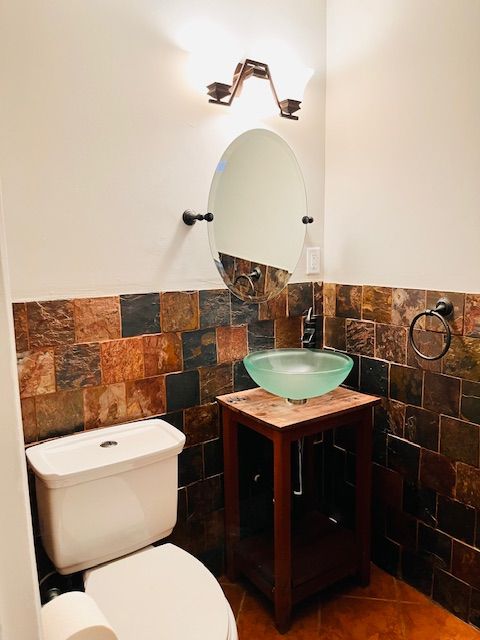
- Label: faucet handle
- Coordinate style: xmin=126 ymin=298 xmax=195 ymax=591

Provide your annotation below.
xmin=305 ymin=306 xmax=313 ymax=322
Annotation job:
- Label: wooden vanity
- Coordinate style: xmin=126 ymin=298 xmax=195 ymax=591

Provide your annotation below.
xmin=217 ymin=386 xmax=380 ymax=633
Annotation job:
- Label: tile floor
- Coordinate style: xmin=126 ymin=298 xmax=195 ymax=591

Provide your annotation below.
xmin=220 ymin=565 xmax=480 ymax=639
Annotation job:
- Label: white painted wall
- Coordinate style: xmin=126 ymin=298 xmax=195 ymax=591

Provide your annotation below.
xmin=0 ymin=0 xmax=326 ymax=302
xmin=0 ymin=188 xmax=42 ymax=638
xmin=325 ymin=0 xmax=480 ymax=292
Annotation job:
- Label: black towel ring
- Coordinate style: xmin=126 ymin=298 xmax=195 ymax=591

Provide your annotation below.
xmin=408 ymin=298 xmax=453 ymax=361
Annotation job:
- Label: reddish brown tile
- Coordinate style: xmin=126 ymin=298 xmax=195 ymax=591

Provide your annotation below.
xmin=199 ymin=364 xmax=233 ymax=404
xmin=465 ymin=294 xmax=480 ymax=338
xmin=456 ymin=463 xmax=480 ymax=510
xmin=287 ymin=282 xmax=313 ymax=317
xmin=184 ymin=403 xmax=219 ymax=446
xmin=392 ymin=288 xmax=426 ymax=327
xmin=395 ymin=580 xmax=431 ymax=604
xmin=83 ymin=383 xmax=126 ymax=429
xmin=401 ymin=601 xmax=480 ymax=639
xmin=362 ymin=286 xmax=392 ymax=324
xmin=423 ymin=372 xmax=460 ymax=417
xmin=322 ymin=596 xmax=403 ymax=639
xmin=420 ymin=449 xmax=456 ymax=496
xmin=216 ymin=326 xmax=248 ymax=364
xmin=452 ymin=542 xmax=480 ymax=590
xmin=323 ymin=283 xmax=336 ymax=317
xmin=21 ymin=397 xmax=38 ymax=444
xmin=375 ymin=324 xmax=407 ymax=364
xmin=275 ymin=317 xmax=302 ymax=348
xmin=13 ymin=303 xmax=29 ymax=352
xmin=143 ymin=333 xmax=182 ymax=376
xmin=27 ymin=300 xmax=75 ymax=348
xmin=336 ymin=284 xmax=362 ymax=319
xmin=444 ymin=336 xmax=480 ymax=382
xmin=126 ymin=376 xmax=166 ymax=419
xmin=160 ymin=291 xmax=199 ymax=332
xmin=17 ymin=349 xmax=55 ymax=398
xmin=219 ymin=581 xmax=244 ymax=618
xmin=55 ymin=343 xmax=101 ymax=390
xmin=344 ymin=563 xmax=397 ymax=599
xmin=259 ymin=288 xmax=287 ymax=320
xmin=407 ymin=330 xmax=443 ymax=372
xmin=426 ymin=290 xmax=464 ymax=335
xmin=324 ymin=316 xmax=346 ymax=351
xmin=73 ymin=296 xmax=120 ymax=342
xmin=346 ymin=319 xmax=374 ymax=357
xmin=101 ymin=338 xmax=144 ymax=384
xmin=36 ymin=390 xmax=84 ymax=439
xmin=313 ymin=282 xmax=323 ymax=316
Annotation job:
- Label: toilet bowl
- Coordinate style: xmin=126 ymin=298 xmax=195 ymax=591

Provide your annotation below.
xmin=27 ymin=419 xmax=238 ymax=640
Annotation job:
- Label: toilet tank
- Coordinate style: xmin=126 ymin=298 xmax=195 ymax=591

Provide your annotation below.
xmin=26 ymin=419 xmax=185 ymax=575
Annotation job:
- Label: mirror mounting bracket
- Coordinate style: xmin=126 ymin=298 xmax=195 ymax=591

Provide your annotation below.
xmin=182 ymin=210 xmax=214 ymax=226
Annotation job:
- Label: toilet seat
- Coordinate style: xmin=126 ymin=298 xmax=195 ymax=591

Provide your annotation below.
xmin=84 ymin=544 xmax=236 ymax=640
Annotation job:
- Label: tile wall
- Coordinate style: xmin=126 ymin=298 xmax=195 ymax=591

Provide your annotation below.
xmin=322 ymin=283 xmax=480 ymax=629
xmin=14 ymin=283 xmax=321 ymax=579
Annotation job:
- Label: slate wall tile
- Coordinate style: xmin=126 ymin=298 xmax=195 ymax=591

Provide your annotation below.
xmin=437 ymin=496 xmax=475 ymax=546
xmin=362 ymin=286 xmax=392 ymax=324
xmin=336 ymin=284 xmax=362 ymax=319
xmin=423 ymin=372 xmax=460 ymax=417
xmin=404 ymin=406 xmax=439 ymax=451
xmin=182 ymin=328 xmax=217 ymax=369
xmin=390 ymin=364 xmax=423 ymax=406
xmin=27 ymin=300 xmax=75 ymax=348
xmin=143 ymin=333 xmax=182 ymax=376
xmin=120 ymin=293 xmax=160 ymax=337
xmin=440 ymin=416 xmax=479 ymax=466
xmin=161 ymin=291 xmax=199 ymax=332
xmin=199 ymin=289 xmax=230 ymax=328
xmin=419 ymin=449 xmax=456 ymax=497
xmin=346 ymin=319 xmax=374 ymax=357
xmin=73 ymin=297 xmax=120 ymax=342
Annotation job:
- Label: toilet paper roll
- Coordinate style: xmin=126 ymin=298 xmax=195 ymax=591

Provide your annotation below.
xmin=41 ymin=591 xmax=118 ymax=640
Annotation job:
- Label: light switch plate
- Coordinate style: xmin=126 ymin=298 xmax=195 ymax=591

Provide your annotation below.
xmin=306 ymin=247 xmax=321 ymax=274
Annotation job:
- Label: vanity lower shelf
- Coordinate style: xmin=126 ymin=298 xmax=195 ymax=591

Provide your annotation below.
xmin=235 ymin=511 xmax=358 ymax=605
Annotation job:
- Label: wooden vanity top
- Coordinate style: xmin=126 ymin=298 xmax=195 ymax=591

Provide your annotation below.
xmin=216 ymin=387 xmax=380 ymax=430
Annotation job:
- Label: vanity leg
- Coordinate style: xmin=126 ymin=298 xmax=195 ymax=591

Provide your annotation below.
xmin=356 ymin=408 xmax=373 ymax=585
xmin=273 ymin=434 xmax=292 ymax=633
xmin=222 ymin=409 xmax=240 ymax=582
xmin=303 ymin=435 xmax=318 ymax=512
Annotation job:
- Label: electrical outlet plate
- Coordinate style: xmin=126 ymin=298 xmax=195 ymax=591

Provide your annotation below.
xmin=306 ymin=247 xmax=321 ymax=274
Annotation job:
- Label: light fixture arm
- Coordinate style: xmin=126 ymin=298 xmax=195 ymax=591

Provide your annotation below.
xmin=207 ymin=59 xmax=302 ymax=120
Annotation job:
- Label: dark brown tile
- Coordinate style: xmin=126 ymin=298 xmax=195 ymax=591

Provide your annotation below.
xmin=27 ymin=300 xmax=75 ymax=348
xmin=362 ymin=286 xmax=392 ymax=324
xmin=120 ymin=293 xmax=160 ymax=337
xmin=21 ymin=397 xmax=38 ymax=444
xmin=199 ymin=290 xmax=230 ymax=328
xmin=375 ymin=324 xmax=407 ymax=364
xmin=143 ymin=333 xmax=182 ymax=376
xmin=440 ymin=416 xmax=479 ymax=466
xmin=345 ymin=319 xmax=374 ymax=356
xmin=323 ymin=282 xmax=336 ymax=316
xmin=55 ymin=343 xmax=101 ymax=391
xmin=13 ymin=303 xmax=29 ymax=352
xmin=452 ymin=541 xmax=480 ymax=590
xmin=423 ymin=372 xmax=460 ymax=417
xmin=166 ymin=370 xmax=199 ymax=411
xmin=456 ymin=463 xmax=480 ymax=509
xmin=287 ymin=282 xmax=313 ymax=317
xmin=372 ymin=463 xmax=403 ymax=509
xmin=258 ymin=288 xmax=287 ymax=321
xmin=230 ymin=295 xmax=259 ymax=325
xmin=444 ymin=335 xmax=480 ymax=382
xmin=184 ymin=403 xmax=219 ymax=446
xmin=386 ymin=508 xmax=417 ymax=548
xmin=17 ymin=349 xmax=55 ymax=398
xmin=462 ymin=380 xmax=480 ymax=425
xmin=36 ymin=390 xmax=84 ymax=439
xmin=390 ymin=365 xmax=423 ymax=406
xmin=426 ymin=290 xmax=464 ymax=335
xmin=392 ymin=288 xmax=426 ymax=327
xmin=182 ymin=328 xmax=217 ymax=369
xmin=126 ymin=376 xmax=165 ymax=419
xmin=470 ymin=588 xmax=480 ymax=628
xmin=387 ymin=435 xmax=420 ymax=483
xmin=324 ymin=316 xmax=346 ymax=351
xmin=401 ymin=548 xmax=433 ymax=596
xmin=101 ymin=338 xmax=144 ymax=384
xmin=274 ymin=317 xmax=302 ymax=348
xmin=405 ymin=406 xmax=439 ymax=451
xmin=187 ymin=475 xmax=223 ymax=519
xmin=375 ymin=397 xmax=405 ymax=437
xmin=437 ymin=496 xmax=475 ymax=546
xmin=420 ymin=449 xmax=456 ymax=496
xmin=465 ymin=293 xmax=480 ymax=337
xmin=433 ymin=569 xmax=471 ymax=621
xmin=83 ymin=383 xmax=127 ymax=429
xmin=199 ymin=364 xmax=233 ymax=404
xmin=73 ymin=297 xmax=121 ymax=342
xmin=313 ymin=281 xmax=323 ymax=315
xmin=407 ymin=330 xmax=443 ymax=372
xmin=403 ymin=481 xmax=437 ymax=527
xmin=247 ymin=320 xmax=274 ymax=352
xmin=360 ymin=357 xmax=388 ymax=396
xmin=418 ymin=524 xmax=452 ymax=569
xmin=336 ymin=284 xmax=362 ymax=319
xmin=179 ymin=445 xmax=203 ymax=487
xmin=160 ymin=291 xmax=199 ymax=332
xmin=216 ymin=326 xmax=247 ymax=364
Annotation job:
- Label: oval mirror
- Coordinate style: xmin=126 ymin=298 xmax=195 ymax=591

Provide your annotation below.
xmin=208 ymin=129 xmax=308 ymax=302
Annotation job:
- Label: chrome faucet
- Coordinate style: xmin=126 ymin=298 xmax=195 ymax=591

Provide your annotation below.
xmin=301 ymin=307 xmax=317 ymax=348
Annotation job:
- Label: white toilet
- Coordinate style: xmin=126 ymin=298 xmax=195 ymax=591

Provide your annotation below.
xmin=27 ymin=419 xmax=238 ymax=640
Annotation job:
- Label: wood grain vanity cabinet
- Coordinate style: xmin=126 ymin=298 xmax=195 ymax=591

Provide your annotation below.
xmin=217 ymin=387 xmax=380 ymax=633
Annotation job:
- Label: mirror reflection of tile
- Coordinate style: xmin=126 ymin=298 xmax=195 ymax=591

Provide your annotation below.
xmin=218 ymin=252 xmax=290 ymax=302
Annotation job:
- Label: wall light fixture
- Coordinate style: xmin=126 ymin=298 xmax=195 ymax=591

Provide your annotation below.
xmin=207 ymin=59 xmax=303 ymax=120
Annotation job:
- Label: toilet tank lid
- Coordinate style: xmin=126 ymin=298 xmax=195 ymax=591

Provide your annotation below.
xmin=26 ymin=419 xmax=186 ymax=488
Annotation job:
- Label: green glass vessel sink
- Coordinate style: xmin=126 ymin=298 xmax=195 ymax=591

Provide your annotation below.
xmin=243 ymin=349 xmax=353 ymax=403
